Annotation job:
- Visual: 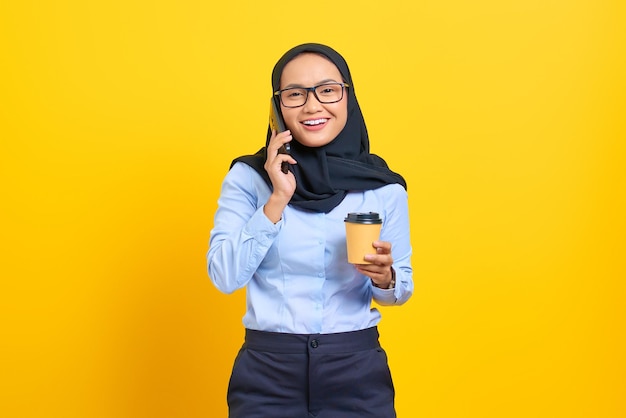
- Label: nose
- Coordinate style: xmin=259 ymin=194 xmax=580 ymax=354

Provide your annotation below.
xmin=302 ymin=90 xmax=322 ymax=112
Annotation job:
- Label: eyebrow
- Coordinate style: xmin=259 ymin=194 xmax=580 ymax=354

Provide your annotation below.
xmin=282 ymin=78 xmax=341 ymax=89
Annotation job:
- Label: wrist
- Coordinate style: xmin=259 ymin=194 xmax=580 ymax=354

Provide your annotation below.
xmin=264 ymin=194 xmax=289 ymax=224
xmin=372 ymin=268 xmax=396 ymax=289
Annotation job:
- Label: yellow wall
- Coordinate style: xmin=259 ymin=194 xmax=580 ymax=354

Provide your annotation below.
xmin=1 ymin=1 xmax=624 ymax=417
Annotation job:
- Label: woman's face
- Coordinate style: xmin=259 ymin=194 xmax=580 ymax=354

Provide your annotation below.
xmin=279 ymin=53 xmax=348 ymax=148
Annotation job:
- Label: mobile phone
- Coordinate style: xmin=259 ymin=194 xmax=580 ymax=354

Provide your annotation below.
xmin=269 ymin=97 xmax=290 ymax=174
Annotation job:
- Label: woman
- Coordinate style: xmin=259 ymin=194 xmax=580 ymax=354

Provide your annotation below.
xmin=207 ymin=43 xmax=413 ymax=418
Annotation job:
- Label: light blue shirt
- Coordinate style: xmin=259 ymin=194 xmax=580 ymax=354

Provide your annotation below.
xmin=207 ymin=162 xmax=413 ymax=334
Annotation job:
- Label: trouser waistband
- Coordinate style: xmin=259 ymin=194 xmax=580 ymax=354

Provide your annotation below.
xmin=243 ymin=326 xmax=380 ymax=354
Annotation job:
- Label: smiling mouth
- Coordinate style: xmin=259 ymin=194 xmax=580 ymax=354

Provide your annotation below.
xmin=301 ymin=118 xmax=328 ymax=126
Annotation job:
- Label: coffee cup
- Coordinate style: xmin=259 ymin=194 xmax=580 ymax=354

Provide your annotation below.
xmin=344 ymin=212 xmax=382 ymax=264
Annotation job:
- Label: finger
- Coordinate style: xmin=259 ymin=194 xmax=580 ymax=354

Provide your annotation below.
xmin=373 ymin=240 xmax=390 ymax=247
xmin=373 ymin=241 xmax=392 ymax=252
xmin=272 ymin=130 xmax=290 ymax=143
xmin=356 ymin=265 xmax=389 ymax=281
xmin=271 ymin=135 xmax=292 ymax=158
xmin=363 ymin=253 xmax=392 ymax=265
xmin=269 ymin=129 xmax=278 ymax=142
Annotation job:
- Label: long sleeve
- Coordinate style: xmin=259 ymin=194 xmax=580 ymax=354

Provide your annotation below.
xmin=371 ymin=184 xmax=413 ymax=306
xmin=207 ymin=163 xmax=279 ymax=294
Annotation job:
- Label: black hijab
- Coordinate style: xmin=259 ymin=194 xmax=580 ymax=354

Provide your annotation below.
xmin=232 ymin=43 xmax=407 ymax=213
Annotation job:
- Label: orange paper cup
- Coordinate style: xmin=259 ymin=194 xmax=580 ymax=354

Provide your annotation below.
xmin=344 ymin=212 xmax=382 ymax=264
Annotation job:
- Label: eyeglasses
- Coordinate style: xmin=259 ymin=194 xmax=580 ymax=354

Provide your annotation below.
xmin=274 ymin=82 xmax=349 ymax=108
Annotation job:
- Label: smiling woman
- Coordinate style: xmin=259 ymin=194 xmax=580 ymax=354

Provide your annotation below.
xmin=207 ymin=43 xmax=412 ymax=418
xmin=276 ymin=54 xmax=348 ymax=147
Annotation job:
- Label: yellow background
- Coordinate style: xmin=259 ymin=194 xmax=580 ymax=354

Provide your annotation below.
xmin=1 ymin=0 xmax=624 ymax=417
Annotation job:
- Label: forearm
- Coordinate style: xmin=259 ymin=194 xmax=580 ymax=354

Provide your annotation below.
xmin=208 ymin=207 xmax=280 ymax=293
xmin=371 ymin=185 xmax=413 ymax=306
xmin=207 ymin=164 xmax=281 ymax=293
xmin=263 ymin=193 xmax=290 ymax=224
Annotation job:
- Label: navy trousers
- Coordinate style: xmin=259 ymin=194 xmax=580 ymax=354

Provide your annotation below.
xmin=227 ymin=327 xmax=396 ymax=418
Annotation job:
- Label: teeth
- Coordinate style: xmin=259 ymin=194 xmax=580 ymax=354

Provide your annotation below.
xmin=303 ymin=119 xmax=327 ymax=126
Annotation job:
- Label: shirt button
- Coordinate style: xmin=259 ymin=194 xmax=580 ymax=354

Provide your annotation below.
xmin=310 ymin=339 xmax=319 ymax=349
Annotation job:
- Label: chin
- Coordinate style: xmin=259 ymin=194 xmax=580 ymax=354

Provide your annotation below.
xmin=297 ymin=135 xmax=334 ymax=148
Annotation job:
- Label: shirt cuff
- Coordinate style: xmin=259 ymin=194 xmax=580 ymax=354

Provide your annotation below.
xmin=243 ymin=206 xmax=282 ymax=245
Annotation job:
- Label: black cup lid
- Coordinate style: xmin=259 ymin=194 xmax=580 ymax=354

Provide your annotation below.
xmin=344 ymin=212 xmax=382 ymax=224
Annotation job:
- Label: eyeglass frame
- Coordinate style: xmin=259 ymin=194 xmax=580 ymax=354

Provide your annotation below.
xmin=273 ymin=82 xmax=350 ymax=108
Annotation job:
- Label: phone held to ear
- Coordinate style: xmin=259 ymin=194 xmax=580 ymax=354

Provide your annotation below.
xmin=270 ymin=98 xmax=290 ymax=174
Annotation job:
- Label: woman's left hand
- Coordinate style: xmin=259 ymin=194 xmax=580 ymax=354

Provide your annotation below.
xmin=355 ymin=241 xmax=394 ymax=288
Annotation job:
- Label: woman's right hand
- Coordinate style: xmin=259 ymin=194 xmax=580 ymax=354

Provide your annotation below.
xmin=263 ymin=129 xmax=297 ymax=223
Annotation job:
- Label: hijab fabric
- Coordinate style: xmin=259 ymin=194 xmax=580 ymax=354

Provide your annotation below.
xmin=232 ymin=43 xmax=407 ymax=213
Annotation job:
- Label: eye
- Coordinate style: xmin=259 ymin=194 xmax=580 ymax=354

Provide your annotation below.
xmin=317 ymin=84 xmax=340 ymax=95
xmin=285 ymin=89 xmax=305 ymax=98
